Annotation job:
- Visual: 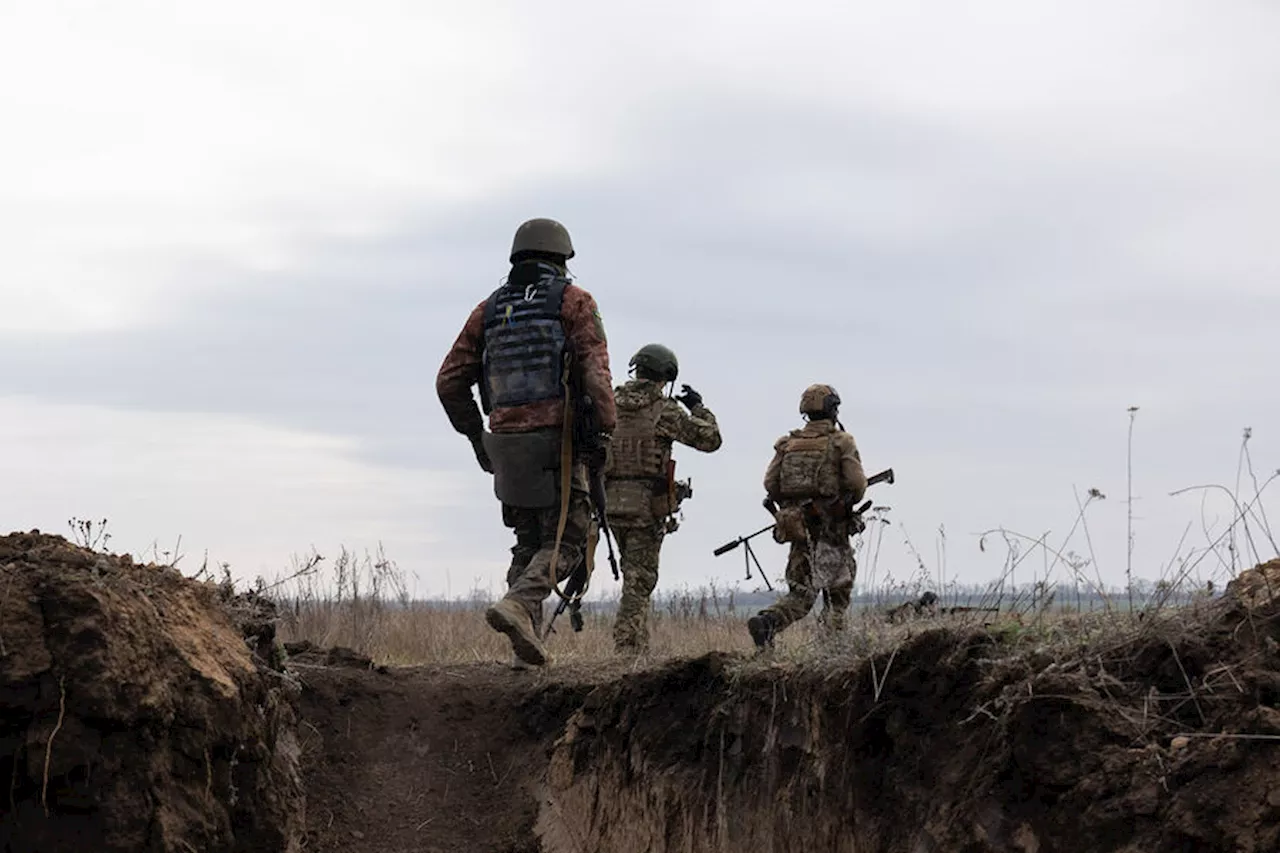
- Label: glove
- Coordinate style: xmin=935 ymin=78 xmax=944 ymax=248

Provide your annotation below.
xmin=468 ymin=433 xmax=493 ymax=474
xmin=675 ymin=384 xmax=703 ymax=410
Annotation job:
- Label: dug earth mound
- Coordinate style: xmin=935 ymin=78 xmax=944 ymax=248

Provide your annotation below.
xmin=540 ymin=560 xmax=1280 ymax=853
xmin=0 ymin=532 xmax=303 ymax=853
xmin=4 ymin=531 xmax=1279 ymax=853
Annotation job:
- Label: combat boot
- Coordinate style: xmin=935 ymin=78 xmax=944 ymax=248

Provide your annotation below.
xmin=747 ymin=612 xmax=779 ymax=650
xmin=485 ymin=598 xmax=549 ymax=666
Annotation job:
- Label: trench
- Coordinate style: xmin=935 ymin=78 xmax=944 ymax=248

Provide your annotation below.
xmin=530 ymin=619 xmax=1280 ymax=853
xmin=6 ymin=533 xmax=1280 ymax=853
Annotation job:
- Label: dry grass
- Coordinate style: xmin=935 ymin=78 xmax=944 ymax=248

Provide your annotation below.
xmin=267 ymin=545 xmax=1227 ymax=667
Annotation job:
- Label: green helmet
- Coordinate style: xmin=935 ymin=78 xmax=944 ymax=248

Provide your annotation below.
xmin=629 ymin=343 xmax=679 ymax=383
xmin=509 ymin=218 xmax=575 ymax=262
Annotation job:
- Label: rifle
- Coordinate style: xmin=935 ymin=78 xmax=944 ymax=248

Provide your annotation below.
xmin=714 ymin=467 xmax=896 ymax=588
xmin=545 ymin=551 xmax=590 ymax=636
xmin=575 ymin=393 xmax=619 ymax=582
xmin=833 ymin=467 xmax=895 ymax=532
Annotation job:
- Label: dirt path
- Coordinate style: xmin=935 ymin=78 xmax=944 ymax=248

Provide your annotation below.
xmin=291 ymin=650 xmax=614 ymax=853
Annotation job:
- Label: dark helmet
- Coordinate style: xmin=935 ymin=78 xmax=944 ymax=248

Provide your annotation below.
xmin=509 ymin=218 xmax=574 ymax=262
xmin=799 ymin=383 xmax=840 ymax=419
xmin=629 ymin=343 xmax=679 ymax=383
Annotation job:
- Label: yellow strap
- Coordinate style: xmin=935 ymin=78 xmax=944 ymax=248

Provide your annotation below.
xmin=547 ymin=383 xmax=574 ymax=590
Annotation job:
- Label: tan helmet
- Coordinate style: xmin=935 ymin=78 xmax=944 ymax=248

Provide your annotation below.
xmin=509 ymin=218 xmax=575 ymax=262
xmin=799 ymin=383 xmax=841 ymax=419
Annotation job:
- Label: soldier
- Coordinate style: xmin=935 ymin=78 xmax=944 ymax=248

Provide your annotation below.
xmin=606 ymin=343 xmax=722 ymax=654
xmin=747 ymin=384 xmax=867 ymax=649
xmin=436 ymin=218 xmax=615 ymax=667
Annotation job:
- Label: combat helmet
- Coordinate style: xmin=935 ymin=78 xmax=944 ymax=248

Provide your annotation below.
xmin=510 ymin=218 xmax=575 ymax=262
xmin=629 ymin=344 xmax=679 ymax=383
xmin=799 ymin=383 xmax=841 ymax=420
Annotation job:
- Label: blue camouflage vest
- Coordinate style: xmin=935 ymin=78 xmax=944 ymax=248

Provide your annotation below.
xmin=481 ymin=273 xmax=569 ymax=412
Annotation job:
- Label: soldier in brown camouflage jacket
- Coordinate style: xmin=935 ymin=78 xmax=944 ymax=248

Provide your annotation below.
xmin=748 ymin=383 xmax=867 ymax=649
xmin=436 ymin=218 xmax=615 ymax=667
xmin=605 ymin=344 xmax=721 ymax=653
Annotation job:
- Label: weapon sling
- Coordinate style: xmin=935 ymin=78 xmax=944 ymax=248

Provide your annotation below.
xmin=547 ymin=353 xmax=586 ymax=605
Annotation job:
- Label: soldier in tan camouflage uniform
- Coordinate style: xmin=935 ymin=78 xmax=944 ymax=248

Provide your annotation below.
xmin=437 ymin=218 xmax=615 ymax=667
xmin=747 ymin=384 xmax=867 ymax=649
xmin=605 ymin=344 xmax=722 ymax=653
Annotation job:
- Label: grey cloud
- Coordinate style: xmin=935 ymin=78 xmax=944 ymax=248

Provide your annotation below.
xmin=3 ymin=90 xmax=1277 ymax=588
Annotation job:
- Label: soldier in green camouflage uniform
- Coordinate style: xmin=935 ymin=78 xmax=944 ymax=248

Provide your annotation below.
xmin=605 ymin=344 xmax=722 ymax=653
xmin=748 ymin=384 xmax=867 ymax=649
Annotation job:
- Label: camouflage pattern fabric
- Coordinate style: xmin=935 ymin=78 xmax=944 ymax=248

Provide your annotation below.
xmin=606 ymin=379 xmax=721 ymax=651
xmin=613 ymin=379 xmax=722 ymax=460
xmin=436 ymin=263 xmax=616 ymax=438
xmin=501 ymin=490 xmax=592 ymax=635
xmin=757 ymin=521 xmax=857 ymax=635
xmin=611 ymin=525 xmax=664 ymax=652
xmin=763 ymin=419 xmax=866 ymax=504
xmin=608 ymin=378 xmax=722 ymax=531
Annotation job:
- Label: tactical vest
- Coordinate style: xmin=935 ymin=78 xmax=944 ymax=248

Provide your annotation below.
xmin=775 ymin=432 xmax=840 ymax=501
xmin=480 ymin=276 xmax=568 ymax=412
xmin=606 ymin=398 xmax=668 ymax=481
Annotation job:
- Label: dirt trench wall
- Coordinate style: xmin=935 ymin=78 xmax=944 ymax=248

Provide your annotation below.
xmin=0 ymin=532 xmax=304 ymax=853
xmin=538 ymin=564 xmax=1280 ymax=853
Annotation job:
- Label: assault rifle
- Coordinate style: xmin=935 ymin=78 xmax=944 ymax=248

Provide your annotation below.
xmin=715 ymin=467 xmax=896 ymax=588
xmin=545 ymin=550 xmax=590 ymax=636
xmin=575 ymin=393 xmax=620 ymax=583
xmin=543 ymin=394 xmax=619 ymax=640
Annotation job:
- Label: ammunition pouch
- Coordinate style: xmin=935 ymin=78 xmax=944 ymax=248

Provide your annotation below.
xmin=483 ymin=429 xmax=561 ymax=508
xmin=650 ymin=490 xmax=673 ymax=521
xmin=606 ymin=479 xmax=656 ymax=526
xmin=772 ymin=505 xmax=809 ymax=544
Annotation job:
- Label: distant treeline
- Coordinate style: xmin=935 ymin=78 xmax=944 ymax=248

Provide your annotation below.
xmin=400 ymin=579 xmax=1214 ymax=615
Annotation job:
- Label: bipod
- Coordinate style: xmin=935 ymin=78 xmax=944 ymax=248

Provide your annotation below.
xmin=712 ymin=523 xmax=775 ymax=591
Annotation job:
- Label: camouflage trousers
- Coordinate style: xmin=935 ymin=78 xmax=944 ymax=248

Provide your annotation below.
xmin=501 ymin=489 xmax=592 ymax=635
xmin=611 ymin=524 xmax=665 ymax=652
xmin=758 ymin=536 xmax=856 ymax=636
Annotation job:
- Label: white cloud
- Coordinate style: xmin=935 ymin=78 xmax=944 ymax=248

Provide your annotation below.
xmin=0 ymin=1 xmax=629 ymax=332
xmin=0 ymin=395 xmax=471 ymax=589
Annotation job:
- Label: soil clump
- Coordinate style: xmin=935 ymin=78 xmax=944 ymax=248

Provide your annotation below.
xmin=538 ymin=560 xmax=1280 ymax=852
xmin=0 ymin=532 xmax=303 ymax=853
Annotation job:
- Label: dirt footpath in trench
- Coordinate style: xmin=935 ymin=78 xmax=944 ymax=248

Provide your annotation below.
xmin=291 ymin=647 xmax=627 ymax=853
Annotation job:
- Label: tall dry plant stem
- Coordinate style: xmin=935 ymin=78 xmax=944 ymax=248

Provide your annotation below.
xmin=1125 ymin=406 xmax=1142 ymax=612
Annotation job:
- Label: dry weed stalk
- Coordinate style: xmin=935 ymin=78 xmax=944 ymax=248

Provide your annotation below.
xmin=42 ymin=676 xmax=67 ymax=817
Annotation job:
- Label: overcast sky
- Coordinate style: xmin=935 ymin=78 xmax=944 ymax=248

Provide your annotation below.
xmin=3 ymin=1 xmax=1278 ymax=599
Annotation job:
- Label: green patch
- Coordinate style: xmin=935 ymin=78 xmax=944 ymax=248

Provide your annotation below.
xmin=593 ymin=308 xmax=607 ymax=341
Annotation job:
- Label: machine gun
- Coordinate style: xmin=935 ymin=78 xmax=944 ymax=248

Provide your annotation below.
xmin=712 ymin=522 xmax=776 ymax=590
xmin=714 ymin=468 xmax=895 ymax=588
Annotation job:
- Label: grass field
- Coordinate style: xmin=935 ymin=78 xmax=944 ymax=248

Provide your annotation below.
xmin=267 ymin=544 xmax=1224 ymax=666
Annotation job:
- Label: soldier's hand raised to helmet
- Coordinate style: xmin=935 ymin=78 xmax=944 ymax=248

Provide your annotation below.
xmin=675 ymin=384 xmax=703 ymax=410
